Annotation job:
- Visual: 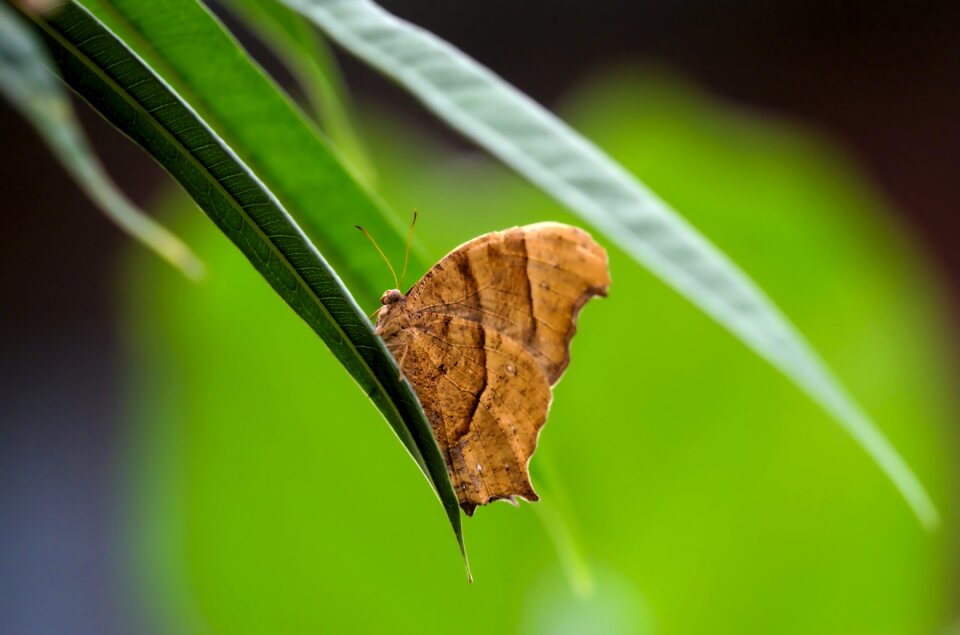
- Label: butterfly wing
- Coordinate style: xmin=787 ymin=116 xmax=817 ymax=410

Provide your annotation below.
xmin=383 ymin=223 xmax=610 ymax=514
xmin=406 ymin=222 xmax=610 ymax=383
xmin=395 ymin=313 xmax=551 ymax=514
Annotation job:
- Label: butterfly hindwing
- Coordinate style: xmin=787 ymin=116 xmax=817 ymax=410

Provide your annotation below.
xmin=397 ymin=313 xmax=549 ymax=514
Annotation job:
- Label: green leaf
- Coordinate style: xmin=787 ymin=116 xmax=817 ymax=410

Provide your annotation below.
xmin=275 ymin=0 xmax=938 ymax=528
xmin=0 ymin=1 xmax=203 ymax=279
xmin=73 ymin=0 xmax=426 ymax=299
xmin=20 ymin=0 xmax=465 ymax=564
xmin=219 ymin=0 xmax=375 ymax=182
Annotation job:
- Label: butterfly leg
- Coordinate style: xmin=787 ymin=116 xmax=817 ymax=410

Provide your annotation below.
xmin=396 ymin=341 xmax=410 ymax=381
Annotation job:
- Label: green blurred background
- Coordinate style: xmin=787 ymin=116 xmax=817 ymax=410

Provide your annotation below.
xmin=123 ymin=71 xmax=954 ymax=634
xmin=3 ymin=2 xmax=959 ymax=634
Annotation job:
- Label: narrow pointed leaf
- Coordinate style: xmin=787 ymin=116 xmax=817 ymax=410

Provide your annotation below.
xmin=277 ymin=0 xmax=938 ymax=527
xmin=18 ymin=0 xmax=464 ymax=558
xmin=0 ymin=2 xmax=203 ymax=279
xmin=72 ymin=0 xmax=424 ymax=299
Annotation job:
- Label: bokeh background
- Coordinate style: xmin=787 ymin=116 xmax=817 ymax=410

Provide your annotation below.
xmin=2 ymin=1 xmax=959 ymax=634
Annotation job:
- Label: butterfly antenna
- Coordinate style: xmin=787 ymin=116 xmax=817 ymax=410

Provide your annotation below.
xmin=355 ymin=225 xmax=399 ymax=289
xmin=399 ymin=209 xmax=418 ymax=289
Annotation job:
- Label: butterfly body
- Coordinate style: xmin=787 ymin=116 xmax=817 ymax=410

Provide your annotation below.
xmin=375 ymin=222 xmax=610 ymax=515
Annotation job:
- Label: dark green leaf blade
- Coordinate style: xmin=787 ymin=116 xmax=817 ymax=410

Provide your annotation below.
xmin=278 ymin=0 xmax=938 ymax=527
xmin=20 ymin=0 xmax=464 ymax=562
xmin=74 ymin=0 xmax=424 ymax=299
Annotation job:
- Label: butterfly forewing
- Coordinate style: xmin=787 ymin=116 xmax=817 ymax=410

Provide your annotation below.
xmin=407 ymin=223 xmax=609 ymax=382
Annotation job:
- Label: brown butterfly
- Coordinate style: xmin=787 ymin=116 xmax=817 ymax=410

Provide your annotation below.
xmin=365 ymin=220 xmax=610 ymax=515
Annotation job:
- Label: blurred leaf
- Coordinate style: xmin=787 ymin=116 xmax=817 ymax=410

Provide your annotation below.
xmin=21 ymin=0 xmax=463 ymax=559
xmin=0 ymin=1 xmax=203 ymax=279
xmin=219 ymin=0 xmax=375 ymax=182
xmin=275 ymin=0 xmax=938 ymax=527
xmin=75 ymin=0 xmax=424 ymax=298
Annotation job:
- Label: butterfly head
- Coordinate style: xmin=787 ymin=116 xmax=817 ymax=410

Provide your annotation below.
xmin=375 ymin=288 xmax=408 ymax=334
xmin=380 ymin=289 xmax=404 ymax=305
